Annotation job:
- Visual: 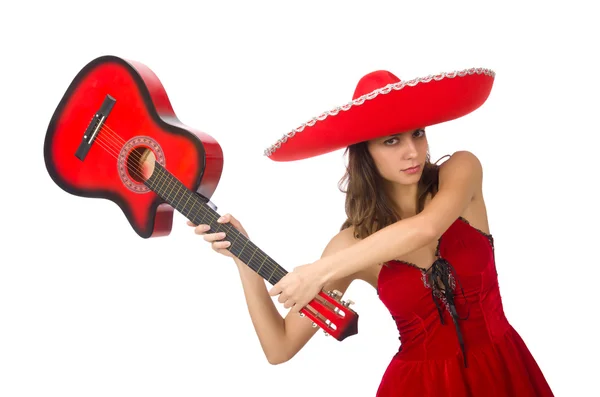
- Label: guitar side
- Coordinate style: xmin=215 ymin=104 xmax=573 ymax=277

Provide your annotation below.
xmin=43 ymin=55 xmax=223 ymax=238
xmin=42 ymin=55 xmax=359 ymax=341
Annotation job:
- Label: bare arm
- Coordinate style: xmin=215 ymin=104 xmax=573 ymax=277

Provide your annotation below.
xmin=191 ymin=214 xmax=356 ymax=364
xmin=317 ymin=150 xmax=483 ymax=283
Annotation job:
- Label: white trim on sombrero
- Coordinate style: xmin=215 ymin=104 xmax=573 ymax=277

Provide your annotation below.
xmin=263 ymin=67 xmax=495 ymax=157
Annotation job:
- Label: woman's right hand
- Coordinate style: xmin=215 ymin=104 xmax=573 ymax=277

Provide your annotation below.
xmin=187 ymin=213 xmax=249 ymax=260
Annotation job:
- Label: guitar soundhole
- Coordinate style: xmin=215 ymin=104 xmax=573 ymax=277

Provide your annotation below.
xmin=127 ymin=147 xmax=153 ymax=183
xmin=118 ymin=136 xmax=165 ymax=193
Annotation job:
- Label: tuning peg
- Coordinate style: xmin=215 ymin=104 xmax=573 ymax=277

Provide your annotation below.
xmin=312 ymin=322 xmax=317 ymax=328
xmin=299 ymin=312 xmax=305 ymax=317
xmin=323 ymin=331 xmax=329 ymax=336
xmin=328 ymin=289 xmax=343 ymax=299
xmin=343 ymin=299 xmax=355 ymax=307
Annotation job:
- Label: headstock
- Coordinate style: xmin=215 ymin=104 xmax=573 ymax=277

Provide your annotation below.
xmin=299 ymin=289 xmax=358 ymax=341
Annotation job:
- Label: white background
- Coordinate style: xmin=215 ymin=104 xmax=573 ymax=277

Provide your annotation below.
xmin=1 ymin=0 xmax=598 ymax=396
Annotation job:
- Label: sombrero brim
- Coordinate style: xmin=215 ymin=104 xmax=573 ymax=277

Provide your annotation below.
xmin=264 ymin=68 xmax=495 ymax=161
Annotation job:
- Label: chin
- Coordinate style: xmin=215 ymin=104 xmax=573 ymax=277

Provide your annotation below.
xmin=398 ymin=177 xmax=420 ymax=185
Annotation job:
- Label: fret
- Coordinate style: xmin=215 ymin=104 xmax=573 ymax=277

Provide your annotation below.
xmin=144 ymin=163 xmax=288 ymax=285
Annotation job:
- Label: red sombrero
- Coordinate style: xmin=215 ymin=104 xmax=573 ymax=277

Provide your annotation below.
xmin=263 ymin=67 xmax=495 ymax=161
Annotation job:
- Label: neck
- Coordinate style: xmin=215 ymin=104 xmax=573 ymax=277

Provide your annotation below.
xmin=385 ymin=181 xmax=419 ymax=218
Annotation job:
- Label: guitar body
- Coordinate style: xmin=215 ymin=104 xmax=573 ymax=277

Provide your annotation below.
xmin=44 ymin=55 xmax=359 ymax=341
xmin=44 ymin=55 xmax=223 ymax=238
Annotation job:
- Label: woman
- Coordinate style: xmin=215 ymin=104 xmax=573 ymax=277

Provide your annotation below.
xmin=189 ymin=69 xmax=555 ymax=396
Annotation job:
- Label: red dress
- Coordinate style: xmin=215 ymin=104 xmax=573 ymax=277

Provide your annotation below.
xmin=376 ymin=216 xmax=554 ymax=396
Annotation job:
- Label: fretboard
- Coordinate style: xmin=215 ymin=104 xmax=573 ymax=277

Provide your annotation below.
xmin=144 ymin=163 xmax=288 ymax=284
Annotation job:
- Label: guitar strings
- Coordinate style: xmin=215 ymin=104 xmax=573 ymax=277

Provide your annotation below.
xmin=86 ymin=123 xmax=343 ymax=330
xmin=94 ymin=124 xmax=344 ymax=330
xmin=96 ymin=123 xmax=290 ymax=282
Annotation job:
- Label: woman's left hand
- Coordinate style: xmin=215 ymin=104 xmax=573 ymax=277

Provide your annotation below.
xmin=268 ymin=261 xmax=329 ymax=313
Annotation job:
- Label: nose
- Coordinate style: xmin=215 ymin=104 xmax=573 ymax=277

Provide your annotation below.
xmin=403 ymin=136 xmax=418 ymax=159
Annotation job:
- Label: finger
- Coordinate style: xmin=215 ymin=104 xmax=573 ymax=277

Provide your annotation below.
xmin=217 ymin=213 xmax=232 ymax=224
xmin=211 ymin=240 xmax=231 ymax=250
xmin=268 ymin=284 xmax=282 ymax=297
xmin=194 ymin=225 xmax=211 ymax=235
xmin=277 ymin=293 xmax=288 ymax=304
xmin=290 ymin=303 xmax=301 ymax=314
xmin=204 ymin=232 xmax=226 ymax=242
xmin=283 ymin=299 xmax=296 ymax=309
xmin=218 ymin=214 xmax=247 ymax=234
xmin=187 ymin=220 xmax=197 ymax=227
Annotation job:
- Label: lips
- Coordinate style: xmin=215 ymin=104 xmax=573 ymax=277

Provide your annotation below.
xmin=401 ymin=164 xmax=422 ymax=174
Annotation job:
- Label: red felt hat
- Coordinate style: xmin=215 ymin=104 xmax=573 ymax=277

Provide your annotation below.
xmin=263 ymin=67 xmax=495 ymax=161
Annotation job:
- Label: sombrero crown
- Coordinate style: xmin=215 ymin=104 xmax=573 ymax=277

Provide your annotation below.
xmin=264 ymin=67 xmax=495 ymax=161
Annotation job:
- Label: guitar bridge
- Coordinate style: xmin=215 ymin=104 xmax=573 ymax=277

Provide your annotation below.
xmin=75 ymin=94 xmax=116 ymax=161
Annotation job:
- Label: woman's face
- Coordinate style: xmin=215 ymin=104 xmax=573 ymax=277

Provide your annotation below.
xmin=367 ymin=128 xmax=429 ymax=185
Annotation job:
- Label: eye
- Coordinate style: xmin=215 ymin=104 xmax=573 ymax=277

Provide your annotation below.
xmin=413 ymin=128 xmax=426 ymax=138
xmin=384 ymin=137 xmax=399 ymax=145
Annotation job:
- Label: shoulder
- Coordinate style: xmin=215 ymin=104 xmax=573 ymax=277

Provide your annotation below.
xmin=319 ymin=226 xmax=363 ymax=281
xmin=439 ymin=150 xmax=483 ymax=171
xmin=322 ymin=226 xmax=359 ymax=257
xmin=438 ymin=150 xmax=483 ymax=188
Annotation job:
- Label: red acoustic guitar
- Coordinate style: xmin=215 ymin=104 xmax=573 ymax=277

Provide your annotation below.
xmin=43 ymin=55 xmax=358 ymax=341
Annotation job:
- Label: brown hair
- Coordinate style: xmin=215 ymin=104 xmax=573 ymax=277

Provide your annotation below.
xmin=338 ymin=141 xmax=449 ymax=240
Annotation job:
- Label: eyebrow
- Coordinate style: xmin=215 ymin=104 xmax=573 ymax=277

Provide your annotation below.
xmin=385 ymin=129 xmax=420 ymax=138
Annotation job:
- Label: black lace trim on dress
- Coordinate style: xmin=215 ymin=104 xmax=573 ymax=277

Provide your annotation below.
xmin=393 ymin=216 xmax=493 ymax=367
xmin=427 ymin=257 xmax=470 ymax=367
xmin=399 ymin=258 xmax=470 ymax=367
xmin=388 ymin=216 xmax=495 ymax=367
xmin=458 ymin=216 xmax=494 ymax=251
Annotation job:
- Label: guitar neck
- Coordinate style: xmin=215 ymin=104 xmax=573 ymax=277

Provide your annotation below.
xmin=144 ymin=163 xmax=288 ymax=284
